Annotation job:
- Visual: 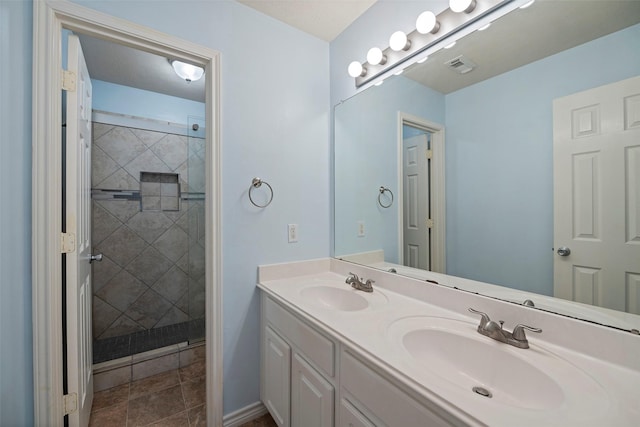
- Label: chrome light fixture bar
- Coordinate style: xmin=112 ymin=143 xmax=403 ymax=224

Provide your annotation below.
xmin=352 ymin=0 xmax=514 ymax=87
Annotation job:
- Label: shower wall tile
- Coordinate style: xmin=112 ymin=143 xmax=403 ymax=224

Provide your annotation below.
xmin=125 ymin=246 xmax=172 ymax=286
xmin=96 ymin=199 xmax=140 ymax=223
xmin=153 ymin=266 xmax=189 ymax=303
xmin=92 ymin=202 xmax=122 ymax=246
xmin=96 ymin=225 xmax=147 ymax=267
xmin=97 ymin=269 xmax=149 ymax=313
xmin=92 ymin=254 xmax=121 ymax=293
xmin=100 ymin=314 xmax=145 ymax=339
xmin=92 ymin=145 xmax=120 ymax=186
xmin=155 ymin=306 xmax=189 ymax=329
xmin=96 ymin=126 xmax=147 ymax=166
xmin=92 ymin=121 xmax=205 ymax=342
xmin=153 ymin=225 xmax=189 ymax=262
xmin=151 ymin=134 xmax=188 ymax=171
xmin=123 ymin=148 xmax=171 ymax=179
xmin=124 ymin=289 xmax=173 ymax=329
xmin=130 ymin=128 xmax=166 ymax=148
xmin=96 ymin=167 xmax=139 ymax=190
xmin=93 ymin=296 xmax=121 ymax=338
xmin=127 ymin=211 xmax=174 ymax=244
xmin=93 ymin=123 xmax=115 ymax=140
xmin=186 ymin=244 xmax=205 ymax=279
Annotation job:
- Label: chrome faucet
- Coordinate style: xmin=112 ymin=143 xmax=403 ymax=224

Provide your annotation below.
xmin=346 ymin=272 xmax=374 ymax=293
xmin=468 ymin=308 xmax=541 ymax=349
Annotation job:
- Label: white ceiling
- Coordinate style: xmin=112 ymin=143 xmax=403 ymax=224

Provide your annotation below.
xmin=78 ymin=0 xmax=640 ymax=103
xmin=238 ymin=0 xmax=377 ymax=42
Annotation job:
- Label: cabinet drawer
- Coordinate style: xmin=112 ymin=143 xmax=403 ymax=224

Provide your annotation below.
xmin=265 ymin=296 xmax=335 ymax=377
xmin=341 ymin=350 xmax=456 ymax=427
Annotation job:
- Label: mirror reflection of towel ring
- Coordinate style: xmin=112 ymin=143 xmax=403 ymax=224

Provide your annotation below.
xmin=249 ymin=177 xmax=273 ymax=208
xmin=378 ymin=186 xmax=394 ymax=208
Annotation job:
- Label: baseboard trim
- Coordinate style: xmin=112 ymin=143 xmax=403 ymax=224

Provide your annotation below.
xmin=223 ymin=401 xmax=268 ymax=427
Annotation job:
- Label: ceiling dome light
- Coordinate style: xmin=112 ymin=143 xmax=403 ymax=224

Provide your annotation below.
xmin=348 ymin=61 xmax=366 ymax=78
xmin=389 ymin=31 xmax=411 ymax=52
xmin=366 ymin=47 xmax=387 ymax=65
xmin=449 ymin=0 xmax=476 ymax=13
xmin=171 ymin=60 xmax=204 ymax=82
xmin=416 ymin=11 xmax=440 ymax=34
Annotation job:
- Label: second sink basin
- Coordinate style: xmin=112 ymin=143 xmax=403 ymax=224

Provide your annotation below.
xmin=386 ymin=316 xmax=607 ymax=412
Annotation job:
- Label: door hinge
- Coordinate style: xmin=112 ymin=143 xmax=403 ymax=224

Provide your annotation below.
xmin=61 ymin=232 xmax=76 ymax=253
xmin=426 ymin=149 xmax=433 ymax=159
xmin=63 ymin=393 xmax=78 ymax=415
xmin=426 ymin=218 xmax=434 ymax=228
xmin=62 ymin=70 xmax=77 ymax=92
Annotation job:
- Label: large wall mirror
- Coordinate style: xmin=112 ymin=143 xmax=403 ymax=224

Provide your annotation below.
xmin=334 ymin=0 xmax=640 ymax=332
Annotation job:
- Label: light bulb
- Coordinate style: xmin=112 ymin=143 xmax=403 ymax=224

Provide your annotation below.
xmin=171 ymin=60 xmax=204 ymax=82
xmin=366 ymin=47 xmax=386 ymax=65
xmin=478 ymin=23 xmax=491 ymax=31
xmin=417 ymin=57 xmax=428 ymax=64
xmin=449 ymin=0 xmax=476 ymax=13
xmin=416 ymin=11 xmax=440 ymax=34
xmin=520 ymin=0 xmax=535 ymax=9
xmin=389 ymin=31 xmax=411 ymax=52
xmin=444 ymin=41 xmax=457 ymax=49
xmin=348 ymin=61 xmax=366 ymax=78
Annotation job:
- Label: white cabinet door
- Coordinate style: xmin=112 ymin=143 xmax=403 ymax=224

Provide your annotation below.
xmin=264 ymin=327 xmax=291 ymax=427
xmin=291 ymin=353 xmax=334 ymax=427
xmin=339 ymin=399 xmax=375 ymax=427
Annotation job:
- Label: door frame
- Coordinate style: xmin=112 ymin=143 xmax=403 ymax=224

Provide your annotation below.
xmin=32 ymin=1 xmax=222 ymax=425
xmin=397 ymin=112 xmax=446 ymax=273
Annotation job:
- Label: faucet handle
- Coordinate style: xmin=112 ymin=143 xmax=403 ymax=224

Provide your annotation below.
xmin=468 ymin=308 xmax=491 ymax=328
xmin=512 ymin=324 xmax=542 ymax=341
xmin=346 ymin=272 xmax=359 ymax=282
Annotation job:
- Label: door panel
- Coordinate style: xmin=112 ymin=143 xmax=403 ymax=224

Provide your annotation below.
xmin=65 ymin=34 xmax=93 ymax=426
xmin=553 ymin=75 xmax=640 ymax=313
xmin=402 ymin=134 xmax=430 ymax=270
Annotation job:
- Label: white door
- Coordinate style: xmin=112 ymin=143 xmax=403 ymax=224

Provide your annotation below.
xmin=65 ymin=34 xmax=93 ymax=426
xmin=403 ymin=133 xmax=430 ymax=270
xmin=553 ymin=75 xmax=640 ymax=313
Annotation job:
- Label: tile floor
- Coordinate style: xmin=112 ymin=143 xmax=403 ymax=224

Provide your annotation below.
xmin=89 ymin=357 xmax=276 ymax=426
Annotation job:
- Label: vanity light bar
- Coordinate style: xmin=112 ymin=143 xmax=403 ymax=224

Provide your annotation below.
xmin=351 ymin=0 xmax=515 ymax=87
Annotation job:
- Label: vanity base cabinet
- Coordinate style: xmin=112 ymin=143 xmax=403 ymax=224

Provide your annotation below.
xmin=263 ymin=326 xmax=291 ymax=427
xmin=340 ymin=350 xmax=463 ymax=427
xmin=291 ymin=353 xmax=335 ymax=427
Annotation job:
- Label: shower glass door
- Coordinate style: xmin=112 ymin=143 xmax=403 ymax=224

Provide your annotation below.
xmin=186 ymin=116 xmax=206 ymax=344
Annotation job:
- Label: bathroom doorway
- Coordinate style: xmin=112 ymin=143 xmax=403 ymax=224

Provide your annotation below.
xmin=32 ymin=2 xmax=222 ymax=425
xmin=397 ymin=113 xmax=446 ymax=273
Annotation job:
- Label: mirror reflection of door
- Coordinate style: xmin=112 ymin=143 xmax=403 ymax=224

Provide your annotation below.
xmin=402 ymin=126 xmax=432 ymax=270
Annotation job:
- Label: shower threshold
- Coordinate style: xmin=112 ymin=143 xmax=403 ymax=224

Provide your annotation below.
xmin=93 ymin=318 xmax=205 ymax=364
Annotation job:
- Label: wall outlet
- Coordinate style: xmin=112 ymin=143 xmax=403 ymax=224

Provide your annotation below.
xmin=357 ymin=221 xmax=365 ymax=237
xmin=288 ymin=224 xmax=298 ymax=243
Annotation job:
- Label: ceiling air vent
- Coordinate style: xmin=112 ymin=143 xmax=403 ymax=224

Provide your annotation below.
xmin=445 ymin=55 xmax=477 ymax=74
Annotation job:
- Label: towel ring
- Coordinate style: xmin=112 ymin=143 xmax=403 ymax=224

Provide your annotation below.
xmin=378 ymin=186 xmax=394 ymax=208
xmin=249 ymin=177 xmax=273 ymax=208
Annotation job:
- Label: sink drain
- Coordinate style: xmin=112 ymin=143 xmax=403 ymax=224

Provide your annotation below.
xmin=472 ymin=386 xmax=492 ymax=398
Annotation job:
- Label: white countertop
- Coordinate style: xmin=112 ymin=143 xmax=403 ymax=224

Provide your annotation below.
xmin=258 ymin=258 xmax=640 ymax=427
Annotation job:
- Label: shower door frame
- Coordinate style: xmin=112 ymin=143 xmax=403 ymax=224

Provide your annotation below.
xmin=32 ymin=1 xmax=222 ymax=425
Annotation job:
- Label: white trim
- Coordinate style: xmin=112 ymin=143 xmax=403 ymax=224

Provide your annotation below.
xmin=222 ymin=402 xmax=268 ymax=427
xmin=32 ymin=1 xmax=222 ymax=425
xmin=397 ymin=112 xmax=446 ymax=273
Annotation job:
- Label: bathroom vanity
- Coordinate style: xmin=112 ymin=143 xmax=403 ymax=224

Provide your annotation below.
xmin=258 ymin=258 xmax=640 ymax=427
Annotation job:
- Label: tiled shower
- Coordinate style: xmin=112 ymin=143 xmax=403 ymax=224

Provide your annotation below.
xmin=90 ymin=117 xmax=205 ymax=363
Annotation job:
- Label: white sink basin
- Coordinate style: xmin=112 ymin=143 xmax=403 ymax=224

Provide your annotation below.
xmin=298 ymin=284 xmax=388 ymax=312
xmin=386 ymin=316 xmax=607 ymax=411
xmin=300 ymin=286 xmax=369 ymax=311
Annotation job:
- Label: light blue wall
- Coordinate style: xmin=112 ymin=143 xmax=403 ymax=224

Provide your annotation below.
xmin=0 ymin=0 xmax=329 ymax=423
xmin=445 ymin=23 xmax=640 ymax=294
xmin=92 ymin=79 xmax=205 ymax=124
xmin=0 ymin=0 xmax=33 ymax=424
xmin=335 ymin=76 xmax=444 ymax=261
